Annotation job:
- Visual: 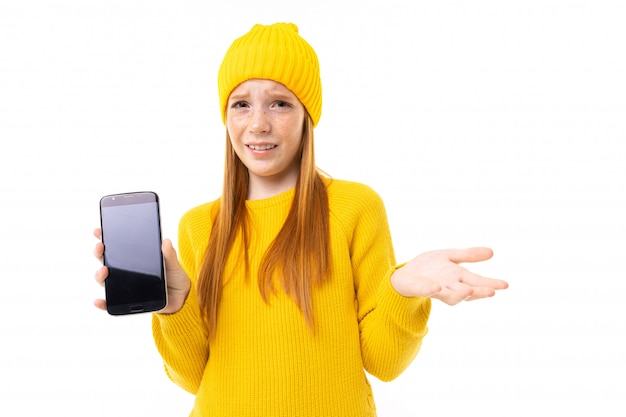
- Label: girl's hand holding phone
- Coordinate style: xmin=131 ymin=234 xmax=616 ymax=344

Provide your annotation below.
xmin=93 ymin=228 xmax=191 ymax=315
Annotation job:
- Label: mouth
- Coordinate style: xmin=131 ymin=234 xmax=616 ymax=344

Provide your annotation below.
xmin=246 ymin=144 xmax=277 ymax=151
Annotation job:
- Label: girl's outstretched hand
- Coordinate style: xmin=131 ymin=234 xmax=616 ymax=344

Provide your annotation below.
xmin=390 ymin=247 xmax=508 ymax=305
xmin=92 ymin=228 xmax=191 ymax=314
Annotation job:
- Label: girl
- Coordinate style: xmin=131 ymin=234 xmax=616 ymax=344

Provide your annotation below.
xmin=93 ymin=22 xmax=508 ymax=417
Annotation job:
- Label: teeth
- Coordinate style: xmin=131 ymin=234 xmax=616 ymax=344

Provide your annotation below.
xmin=249 ymin=144 xmax=276 ymax=151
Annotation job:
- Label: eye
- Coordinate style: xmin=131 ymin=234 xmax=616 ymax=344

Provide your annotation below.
xmin=231 ymin=101 xmax=249 ymax=109
xmin=273 ymin=100 xmax=292 ymax=109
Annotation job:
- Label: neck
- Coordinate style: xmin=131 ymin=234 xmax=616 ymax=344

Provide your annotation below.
xmin=247 ymin=173 xmax=298 ymax=200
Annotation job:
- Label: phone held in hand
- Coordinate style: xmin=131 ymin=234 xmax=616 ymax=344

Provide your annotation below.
xmin=99 ymin=191 xmax=167 ymax=315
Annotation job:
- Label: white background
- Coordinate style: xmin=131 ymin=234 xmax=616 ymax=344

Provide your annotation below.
xmin=1 ymin=1 xmax=624 ymax=416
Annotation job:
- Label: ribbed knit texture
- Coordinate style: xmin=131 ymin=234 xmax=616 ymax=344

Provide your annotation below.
xmin=152 ymin=179 xmax=431 ymax=417
xmin=217 ymin=22 xmax=322 ymax=126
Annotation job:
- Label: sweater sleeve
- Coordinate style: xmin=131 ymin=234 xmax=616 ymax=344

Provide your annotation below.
xmin=349 ymin=186 xmax=431 ymax=382
xmin=151 ymin=206 xmax=211 ymax=394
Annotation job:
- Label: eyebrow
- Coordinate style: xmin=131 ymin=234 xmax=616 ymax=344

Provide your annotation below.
xmin=228 ymin=91 xmax=296 ymax=103
xmin=228 ymin=93 xmax=247 ymax=102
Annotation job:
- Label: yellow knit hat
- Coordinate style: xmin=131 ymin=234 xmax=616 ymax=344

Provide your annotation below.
xmin=218 ymin=23 xmax=322 ymax=127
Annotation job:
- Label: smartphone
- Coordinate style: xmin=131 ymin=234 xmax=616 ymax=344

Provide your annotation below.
xmin=99 ymin=191 xmax=167 ymax=315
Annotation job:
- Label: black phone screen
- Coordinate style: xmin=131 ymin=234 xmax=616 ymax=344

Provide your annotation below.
xmin=100 ymin=192 xmax=167 ymax=315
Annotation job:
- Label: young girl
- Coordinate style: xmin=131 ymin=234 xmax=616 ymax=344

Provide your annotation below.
xmin=93 ymin=22 xmax=508 ymax=417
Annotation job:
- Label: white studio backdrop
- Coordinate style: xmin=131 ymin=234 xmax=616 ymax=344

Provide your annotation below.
xmin=1 ymin=1 xmax=624 ymax=416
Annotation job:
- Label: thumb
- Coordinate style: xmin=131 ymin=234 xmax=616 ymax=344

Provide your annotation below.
xmin=162 ymin=238 xmax=183 ymax=274
xmin=159 ymin=238 xmax=191 ymax=314
xmin=446 ymin=247 xmax=493 ymax=264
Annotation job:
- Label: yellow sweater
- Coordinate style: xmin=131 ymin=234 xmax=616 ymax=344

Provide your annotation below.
xmin=152 ymin=179 xmax=431 ymax=417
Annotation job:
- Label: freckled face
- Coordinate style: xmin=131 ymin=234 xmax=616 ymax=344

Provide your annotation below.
xmin=226 ymin=79 xmax=305 ymax=192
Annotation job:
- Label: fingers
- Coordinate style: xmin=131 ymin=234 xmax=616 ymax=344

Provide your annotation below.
xmin=435 ymin=272 xmax=507 ymax=304
xmin=93 ymin=241 xmax=104 ymax=261
xmin=94 ymin=299 xmax=107 ymax=311
xmin=464 ymin=287 xmax=496 ymax=301
xmin=454 ymin=268 xmax=508 ymax=302
xmin=92 ymin=228 xmax=107 ymax=311
xmin=93 ymin=228 xmax=104 ymax=262
xmin=445 ymin=248 xmax=508 ymax=298
xmin=432 ymin=273 xmax=507 ymax=305
xmin=95 ymin=265 xmax=108 ymax=287
xmin=459 ymin=269 xmax=509 ymax=290
xmin=431 ymin=281 xmax=475 ymax=306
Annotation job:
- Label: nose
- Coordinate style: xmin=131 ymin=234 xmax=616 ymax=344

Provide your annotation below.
xmin=250 ymin=107 xmax=270 ymax=134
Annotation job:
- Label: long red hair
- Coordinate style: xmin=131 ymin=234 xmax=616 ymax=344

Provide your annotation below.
xmin=197 ymin=114 xmax=330 ymax=339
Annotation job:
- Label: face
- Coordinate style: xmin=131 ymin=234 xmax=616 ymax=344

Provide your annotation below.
xmin=226 ymin=79 xmax=305 ymax=197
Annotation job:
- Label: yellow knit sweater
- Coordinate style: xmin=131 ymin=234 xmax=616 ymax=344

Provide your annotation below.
xmin=152 ymin=179 xmax=431 ymax=416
